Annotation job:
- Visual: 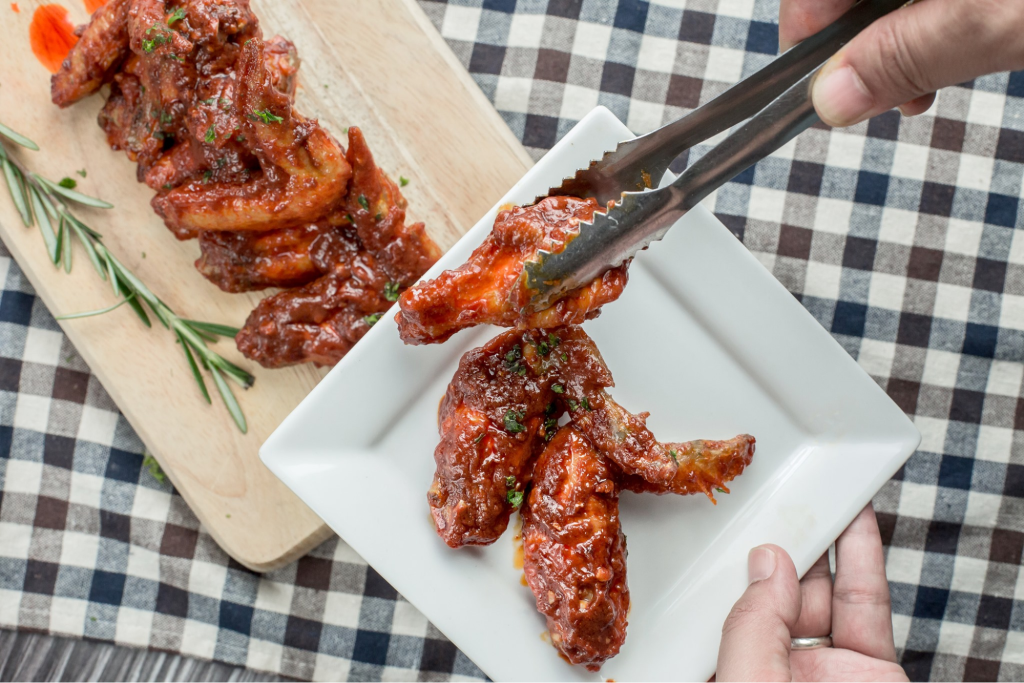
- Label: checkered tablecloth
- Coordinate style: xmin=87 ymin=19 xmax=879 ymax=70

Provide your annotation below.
xmin=1 ymin=0 xmax=1022 ymax=680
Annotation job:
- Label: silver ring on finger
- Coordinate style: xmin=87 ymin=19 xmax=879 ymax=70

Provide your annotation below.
xmin=791 ymin=636 xmax=833 ymax=650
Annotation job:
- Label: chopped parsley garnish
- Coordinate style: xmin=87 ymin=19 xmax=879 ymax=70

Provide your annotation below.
xmin=219 ymin=97 xmax=231 ymax=108
xmin=58 ymin=177 xmax=77 ymax=189
xmin=560 ymin=352 xmax=568 ymax=362
xmin=205 ymin=125 xmax=215 ymax=143
xmin=669 ymin=449 xmax=678 ymax=464
xmin=143 ymin=453 xmax=166 ymax=484
xmin=363 ymin=312 xmax=383 ymax=326
xmin=548 ymin=333 xmax=560 ymax=347
xmin=568 ymin=399 xmax=579 ymax=411
xmin=507 ymin=490 xmax=524 ymax=509
xmin=384 ymin=281 xmax=400 ymax=302
xmin=168 ymin=54 xmax=185 ymax=62
xmin=162 ymin=183 xmax=174 ymax=189
xmin=250 ymin=109 xmax=284 ymax=124
xmin=235 ymin=135 xmax=246 ymax=143
xmin=538 ymin=340 xmax=550 ymax=355
xmin=474 ymin=433 xmax=484 ymax=444
xmin=167 ymin=7 xmax=186 ymax=24
xmin=399 ymin=176 xmax=410 ymax=187
xmin=505 ymin=475 xmax=516 ymax=488
xmin=357 ymin=195 xmax=370 ymax=210
xmin=543 ymin=417 xmax=557 ymax=440
xmin=142 ymin=25 xmax=171 ymax=53
xmin=202 ymin=98 xmax=217 ymax=106
xmin=544 ymin=401 xmax=557 ymax=415
xmin=581 ymin=397 xmax=591 ymax=411
xmin=201 ymin=170 xmax=212 ymax=183
xmin=75 ymin=169 xmax=87 ymax=178
xmin=716 ymin=487 xmax=727 ymax=494
xmin=551 ymin=383 xmax=564 ymax=394
xmin=503 ymin=409 xmax=526 ymax=434
xmin=374 ymin=212 xmax=384 ymax=221
xmin=504 ymin=344 xmax=527 ymax=375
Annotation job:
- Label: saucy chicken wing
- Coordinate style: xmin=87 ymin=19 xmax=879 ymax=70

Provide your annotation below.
xmin=233 ymin=127 xmax=440 ymax=368
xmin=51 ymin=0 xmax=131 ymax=107
xmin=396 ymin=196 xmax=629 ymax=345
xmin=152 ymin=37 xmax=351 ymax=233
xmin=522 ymin=426 xmax=628 ymax=671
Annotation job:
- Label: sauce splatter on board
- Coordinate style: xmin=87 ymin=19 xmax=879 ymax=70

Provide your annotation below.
xmin=83 ymin=0 xmax=105 ymax=12
xmin=30 ymin=4 xmax=78 ymax=73
xmin=11 ymin=3 xmax=20 ymax=13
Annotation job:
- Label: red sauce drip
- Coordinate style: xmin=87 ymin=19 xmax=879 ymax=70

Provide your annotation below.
xmin=11 ymin=3 xmax=20 ymax=13
xmin=29 ymin=4 xmax=78 ymax=74
xmin=83 ymin=0 xmax=105 ymax=12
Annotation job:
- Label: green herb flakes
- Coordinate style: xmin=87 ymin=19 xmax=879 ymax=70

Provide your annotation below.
xmin=503 ymin=409 xmax=526 ymax=434
xmin=581 ymin=397 xmax=591 ymax=411
xmin=167 ymin=7 xmax=186 ymax=24
xmin=143 ymin=453 xmax=167 ymax=484
xmin=474 ymin=433 xmax=484 ymax=444
xmin=399 ymin=176 xmax=409 ymax=187
xmin=568 ymin=399 xmax=579 ymax=411
xmin=250 ymin=109 xmax=284 ymax=124
xmin=205 ymin=125 xmax=216 ymax=144
xmin=363 ymin=312 xmax=383 ymax=326
xmin=669 ymin=449 xmax=678 ymax=464
xmin=505 ymin=475 xmax=516 ymax=488
xmin=357 ymin=194 xmax=370 ymax=210
xmin=75 ymin=169 xmax=87 ymax=178
xmin=507 ymin=489 xmax=524 ymax=509
xmin=384 ymin=281 xmax=400 ymax=302
xmin=551 ymin=383 xmax=564 ymax=394
xmin=716 ymin=487 xmax=727 ymax=494
xmin=58 ymin=177 xmax=77 ymax=189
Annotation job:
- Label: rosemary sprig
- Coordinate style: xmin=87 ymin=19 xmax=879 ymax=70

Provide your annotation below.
xmin=0 ymin=122 xmax=254 ymax=433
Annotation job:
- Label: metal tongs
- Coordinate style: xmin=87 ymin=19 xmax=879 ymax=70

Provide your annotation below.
xmin=522 ymin=0 xmax=907 ymax=310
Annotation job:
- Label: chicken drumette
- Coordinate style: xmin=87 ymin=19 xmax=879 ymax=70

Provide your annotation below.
xmin=396 ymin=196 xmax=629 ymax=345
xmin=522 ymin=426 xmax=628 ymax=671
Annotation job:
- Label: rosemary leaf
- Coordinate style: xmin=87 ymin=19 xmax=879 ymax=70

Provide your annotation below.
xmin=60 ymin=217 xmax=72 ymax=273
xmin=184 ymin=319 xmax=240 ymax=338
xmin=210 ymin=365 xmax=247 ymax=433
xmin=0 ymin=121 xmax=39 ymax=150
xmin=1 ymin=159 xmax=31 ymax=226
xmin=34 ymin=174 xmax=114 ymax=209
xmin=56 ymin=292 xmax=137 ymax=320
xmin=104 ymin=249 xmax=120 ymax=297
xmin=66 ymin=217 xmax=106 ymax=279
xmin=176 ymin=329 xmax=211 ymax=404
xmin=54 ymin=214 xmax=65 ymax=268
xmin=117 ymin=278 xmax=152 ymax=327
xmin=211 ymin=357 xmax=255 ymax=388
xmin=28 ymin=185 xmax=59 ymax=263
xmin=63 ymin=212 xmax=102 ymax=239
xmin=190 ymin=326 xmax=219 ymax=344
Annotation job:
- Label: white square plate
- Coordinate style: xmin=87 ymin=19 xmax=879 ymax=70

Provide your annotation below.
xmin=261 ymin=107 xmax=920 ymax=682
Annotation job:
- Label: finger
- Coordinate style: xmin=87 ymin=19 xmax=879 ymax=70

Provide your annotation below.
xmin=812 ymin=0 xmax=1024 ymax=126
xmin=791 ymin=647 xmax=909 ymax=682
xmin=792 ymin=551 xmax=832 ymax=638
xmin=898 ymin=92 xmax=936 ymax=118
xmin=779 ymin=0 xmax=854 ymax=52
xmin=832 ymin=504 xmax=898 ymax=662
xmin=717 ymin=545 xmax=802 ymax=682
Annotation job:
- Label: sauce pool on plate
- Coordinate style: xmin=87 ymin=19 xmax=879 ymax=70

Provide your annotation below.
xmin=29 ymin=4 xmax=77 ymax=73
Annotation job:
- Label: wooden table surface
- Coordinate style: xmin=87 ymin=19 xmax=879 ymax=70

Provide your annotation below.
xmin=0 ymin=629 xmax=291 ymax=682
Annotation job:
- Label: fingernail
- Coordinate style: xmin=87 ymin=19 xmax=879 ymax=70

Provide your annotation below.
xmin=813 ymin=64 xmax=874 ymax=127
xmin=748 ymin=546 xmax=776 ymax=584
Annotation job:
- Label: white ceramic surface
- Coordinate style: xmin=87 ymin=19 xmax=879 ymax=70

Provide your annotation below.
xmin=261 ymin=107 xmax=921 ymax=682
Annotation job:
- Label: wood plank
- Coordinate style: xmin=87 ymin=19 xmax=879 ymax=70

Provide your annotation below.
xmin=0 ymin=0 xmax=531 ymax=570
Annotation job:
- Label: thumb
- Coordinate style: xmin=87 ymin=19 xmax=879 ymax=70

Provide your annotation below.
xmin=716 ymin=545 xmax=802 ymax=682
xmin=812 ymin=0 xmax=1024 ymax=127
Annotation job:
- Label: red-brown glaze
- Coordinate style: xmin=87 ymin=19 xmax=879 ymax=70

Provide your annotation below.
xmin=523 ymin=427 xmax=628 ymax=670
xmin=396 ymin=196 xmax=629 ymax=345
xmin=31 ymin=4 xmax=80 ymax=74
xmin=234 ymin=127 xmax=440 ymax=368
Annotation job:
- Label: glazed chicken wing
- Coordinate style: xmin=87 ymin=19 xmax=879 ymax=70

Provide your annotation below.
xmin=428 ymin=327 xmax=610 ymax=547
xmin=51 ymin=0 xmax=131 ymax=107
xmin=396 ymin=196 xmax=628 ymax=345
xmin=429 ymin=324 xmax=754 ymax=546
xmin=234 ymin=127 xmax=441 ymax=368
xmin=522 ymin=426 xmax=628 ymax=671
xmin=152 ymin=37 xmax=351 ymax=233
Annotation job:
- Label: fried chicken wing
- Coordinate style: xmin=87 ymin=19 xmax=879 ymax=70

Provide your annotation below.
xmin=396 ymin=196 xmax=628 ymax=345
xmin=51 ymin=0 xmax=131 ymax=107
xmin=152 ymin=37 xmax=351 ymax=233
xmin=522 ymin=426 xmax=628 ymax=670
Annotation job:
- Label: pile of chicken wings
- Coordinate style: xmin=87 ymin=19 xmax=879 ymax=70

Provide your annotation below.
xmin=51 ymin=0 xmax=440 ymax=368
xmin=397 ymin=198 xmax=756 ymax=670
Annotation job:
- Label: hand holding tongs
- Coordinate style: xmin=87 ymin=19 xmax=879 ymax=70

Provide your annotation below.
xmin=522 ymin=0 xmax=908 ymax=310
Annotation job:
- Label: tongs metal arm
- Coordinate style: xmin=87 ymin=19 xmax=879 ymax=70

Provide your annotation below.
xmin=554 ymin=0 xmax=905 ymax=206
xmin=524 ymin=72 xmax=821 ymax=307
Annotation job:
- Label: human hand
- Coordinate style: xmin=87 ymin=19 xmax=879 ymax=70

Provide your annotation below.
xmin=716 ymin=504 xmax=909 ymax=681
xmin=780 ymin=0 xmax=1024 ymax=127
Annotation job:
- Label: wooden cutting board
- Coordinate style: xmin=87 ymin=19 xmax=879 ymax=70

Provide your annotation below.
xmin=0 ymin=0 xmax=533 ymax=571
